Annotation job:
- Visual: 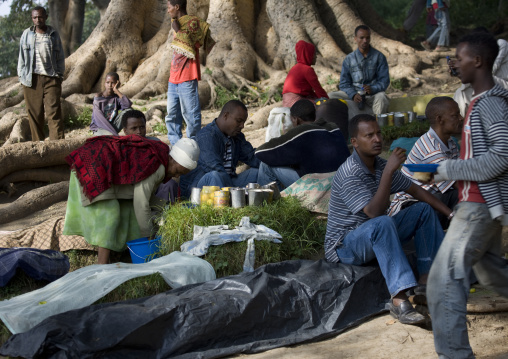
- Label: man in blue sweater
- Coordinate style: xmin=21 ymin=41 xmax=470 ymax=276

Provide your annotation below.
xmin=428 ymin=32 xmax=508 ymax=358
xmin=256 ymin=99 xmax=350 ymax=189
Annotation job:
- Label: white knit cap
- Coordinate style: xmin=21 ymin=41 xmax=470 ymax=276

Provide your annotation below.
xmin=169 ymin=138 xmax=200 ymax=170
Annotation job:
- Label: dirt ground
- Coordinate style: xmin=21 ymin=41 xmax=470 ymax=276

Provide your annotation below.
xmin=1 ymin=47 xmax=508 ymax=358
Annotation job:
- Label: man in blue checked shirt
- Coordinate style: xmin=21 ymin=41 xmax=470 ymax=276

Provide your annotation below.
xmin=334 ymin=25 xmax=390 ymax=115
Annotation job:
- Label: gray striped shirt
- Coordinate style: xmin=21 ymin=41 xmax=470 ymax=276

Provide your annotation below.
xmin=325 ymin=150 xmax=412 ymax=262
xmin=33 ymin=32 xmax=58 ymax=77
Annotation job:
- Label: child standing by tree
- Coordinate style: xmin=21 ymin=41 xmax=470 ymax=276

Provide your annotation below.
xmin=90 ymin=72 xmax=132 ymax=136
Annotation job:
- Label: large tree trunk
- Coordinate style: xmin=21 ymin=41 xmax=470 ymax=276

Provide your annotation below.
xmin=48 ymin=0 xmax=87 ymax=56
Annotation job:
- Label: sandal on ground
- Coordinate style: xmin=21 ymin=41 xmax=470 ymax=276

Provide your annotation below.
xmin=414 ymin=284 xmax=426 ymax=296
xmin=434 ymin=46 xmax=450 ymax=52
xmin=420 ymin=41 xmax=432 ymax=51
xmin=387 ymin=299 xmax=426 ymax=325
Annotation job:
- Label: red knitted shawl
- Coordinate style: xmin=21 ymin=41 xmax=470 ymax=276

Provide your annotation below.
xmin=66 ymin=135 xmax=169 ymax=200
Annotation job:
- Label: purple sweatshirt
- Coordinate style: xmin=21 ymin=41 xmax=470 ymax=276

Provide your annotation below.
xmin=90 ymin=95 xmax=132 ymax=135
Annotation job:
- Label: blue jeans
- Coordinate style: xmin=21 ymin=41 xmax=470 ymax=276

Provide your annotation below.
xmin=426 ymin=8 xmax=450 ymax=47
xmin=257 ymin=162 xmax=300 ymax=189
xmin=189 ymin=168 xmax=259 ymax=193
xmin=336 ymin=202 xmax=444 ymax=296
xmin=427 ymin=202 xmax=508 ymax=359
xmin=165 ymin=79 xmax=201 ymax=145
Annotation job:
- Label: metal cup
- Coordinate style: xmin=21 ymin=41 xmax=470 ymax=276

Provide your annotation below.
xmin=262 ymin=189 xmax=274 ymax=203
xmin=190 ymin=187 xmax=201 ymax=205
xmin=408 ymin=111 xmax=416 ymax=123
xmin=394 ymin=113 xmax=405 ymax=127
xmin=262 ymin=181 xmax=281 ymax=201
xmin=248 ymin=189 xmax=265 ymax=206
xmin=246 ymin=183 xmax=260 ymax=190
xmin=230 ymin=187 xmax=247 ymax=208
xmin=377 ymin=114 xmax=388 ymax=127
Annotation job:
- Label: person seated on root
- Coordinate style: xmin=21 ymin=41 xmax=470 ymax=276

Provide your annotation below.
xmin=122 ymin=109 xmax=180 ymax=204
xmin=90 ymin=72 xmax=132 ymax=136
xmin=331 ymin=25 xmax=390 ymax=116
xmin=282 ymin=40 xmax=329 ymax=108
xmin=256 ymin=99 xmax=349 ymax=190
xmin=325 ymin=114 xmax=452 ymax=325
xmin=315 ymin=98 xmax=349 ymax=140
xmin=63 ymin=136 xmax=200 ymax=264
xmin=179 ymin=100 xmax=260 ymax=197
xmin=453 ymin=27 xmax=508 ymax=117
xmin=389 ymin=96 xmax=462 ymax=229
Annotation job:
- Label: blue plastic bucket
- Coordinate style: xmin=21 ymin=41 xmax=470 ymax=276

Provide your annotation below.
xmin=126 ymin=236 xmax=162 ymax=264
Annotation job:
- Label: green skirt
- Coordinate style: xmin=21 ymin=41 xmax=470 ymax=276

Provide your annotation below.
xmin=63 ymin=172 xmax=141 ymax=251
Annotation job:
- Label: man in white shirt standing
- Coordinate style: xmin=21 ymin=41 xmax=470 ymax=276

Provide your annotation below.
xmin=18 ymin=6 xmax=65 ymax=141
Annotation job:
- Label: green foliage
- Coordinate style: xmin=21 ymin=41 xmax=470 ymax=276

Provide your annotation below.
xmin=157 ymin=196 xmax=327 ymax=278
xmin=152 ymin=121 xmax=168 ymax=134
xmin=65 ymin=105 xmax=92 ymax=129
xmin=82 ymin=0 xmax=100 ymax=43
xmin=204 ymin=67 xmax=213 ymax=76
xmin=370 ymin=0 xmax=503 ymax=41
xmin=0 ymin=0 xmax=42 ymax=79
xmin=215 ymin=85 xmax=238 ymax=109
xmin=326 ymin=75 xmax=339 ymax=85
xmin=381 ymin=120 xmax=430 ymax=142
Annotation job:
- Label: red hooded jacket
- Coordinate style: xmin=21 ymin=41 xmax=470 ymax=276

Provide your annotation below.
xmin=282 ymin=40 xmax=328 ymax=99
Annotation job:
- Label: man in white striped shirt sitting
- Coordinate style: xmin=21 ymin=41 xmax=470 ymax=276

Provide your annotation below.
xmin=389 ymin=97 xmax=463 ymax=228
xmin=325 ymin=114 xmax=452 ymax=326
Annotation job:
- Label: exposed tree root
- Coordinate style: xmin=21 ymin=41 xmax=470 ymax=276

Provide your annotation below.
xmin=0 ymin=138 xmax=85 ymax=181
xmin=0 ymin=181 xmax=69 ymax=225
xmin=0 ymin=165 xmax=71 ymax=194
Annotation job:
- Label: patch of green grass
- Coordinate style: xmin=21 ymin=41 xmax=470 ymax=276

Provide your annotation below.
xmin=204 ymin=67 xmax=213 ymax=76
xmin=157 ymin=196 xmax=327 ymax=278
xmin=8 ymin=89 xmax=18 ymax=97
xmin=215 ymin=85 xmax=239 ymax=109
xmin=326 ymin=75 xmax=339 ymax=85
xmin=65 ymin=106 xmax=92 ymax=129
xmin=153 ymin=122 xmax=168 ymax=134
xmin=381 ymin=120 xmax=429 ymax=143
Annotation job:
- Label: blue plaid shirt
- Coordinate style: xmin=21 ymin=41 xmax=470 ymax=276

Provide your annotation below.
xmin=339 ymin=47 xmax=390 ymax=100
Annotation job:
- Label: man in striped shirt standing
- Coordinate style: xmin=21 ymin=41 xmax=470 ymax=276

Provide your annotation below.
xmin=428 ymin=33 xmax=508 ymax=358
xmin=389 ymin=96 xmax=462 ymax=228
xmin=325 ymin=114 xmax=452 ymax=325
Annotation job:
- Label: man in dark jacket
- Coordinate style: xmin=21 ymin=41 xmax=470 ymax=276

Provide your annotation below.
xmin=179 ymin=100 xmax=260 ymax=197
xmin=257 ymin=99 xmax=350 ymax=189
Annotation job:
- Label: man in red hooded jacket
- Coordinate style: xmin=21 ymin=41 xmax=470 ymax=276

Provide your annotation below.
xmin=282 ymin=40 xmax=329 ymax=108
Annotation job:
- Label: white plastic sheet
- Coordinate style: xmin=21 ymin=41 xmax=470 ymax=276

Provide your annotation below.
xmin=0 ymin=251 xmax=215 ymax=334
xmin=265 ymin=107 xmax=293 ymax=142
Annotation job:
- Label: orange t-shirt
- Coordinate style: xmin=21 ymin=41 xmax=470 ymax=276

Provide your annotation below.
xmin=169 ymin=44 xmax=201 ymax=84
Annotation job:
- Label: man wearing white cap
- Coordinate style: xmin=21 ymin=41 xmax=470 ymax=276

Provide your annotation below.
xmin=63 ymin=136 xmax=200 ymax=264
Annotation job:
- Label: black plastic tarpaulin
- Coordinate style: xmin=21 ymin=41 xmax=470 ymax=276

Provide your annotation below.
xmin=0 ymin=259 xmax=390 ymax=358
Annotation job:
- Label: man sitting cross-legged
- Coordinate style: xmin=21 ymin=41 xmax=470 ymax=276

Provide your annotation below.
xmin=256 ymin=99 xmax=349 ymax=189
xmin=179 ymin=100 xmax=260 ymax=197
xmin=325 ymin=114 xmax=452 ymax=325
xmin=389 ymin=96 xmax=463 ymax=229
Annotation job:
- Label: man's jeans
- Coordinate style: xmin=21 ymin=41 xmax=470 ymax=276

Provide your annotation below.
xmin=192 ymin=169 xmax=259 ymax=192
xmin=426 ymin=8 xmax=450 ymax=47
xmin=336 ymin=202 xmax=444 ymax=296
xmin=257 ymin=162 xmax=300 ymax=189
xmin=427 ymin=202 xmax=508 ymax=359
xmin=165 ymin=79 xmax=201 ymax=146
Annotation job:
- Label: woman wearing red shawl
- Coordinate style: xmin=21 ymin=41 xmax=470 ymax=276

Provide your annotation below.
xmin=282 ymin=40 xmax=329 ymax=108
xmin=63 ymin=136 xmax=199 ymax=264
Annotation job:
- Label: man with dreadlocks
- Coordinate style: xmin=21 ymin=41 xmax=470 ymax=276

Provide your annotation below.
xmin=256 ymin=99 xmax=350 ymax=189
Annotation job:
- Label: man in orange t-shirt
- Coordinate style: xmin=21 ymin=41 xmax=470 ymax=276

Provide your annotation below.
xmin=165 ymin=0 xmax=213 ymax=145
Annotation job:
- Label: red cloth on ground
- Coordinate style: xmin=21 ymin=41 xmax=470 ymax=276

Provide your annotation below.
xmin=282 ymin=40 xmax=328 ymax=99
xmin=66 ymin=135 xmax=170 ymax=201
